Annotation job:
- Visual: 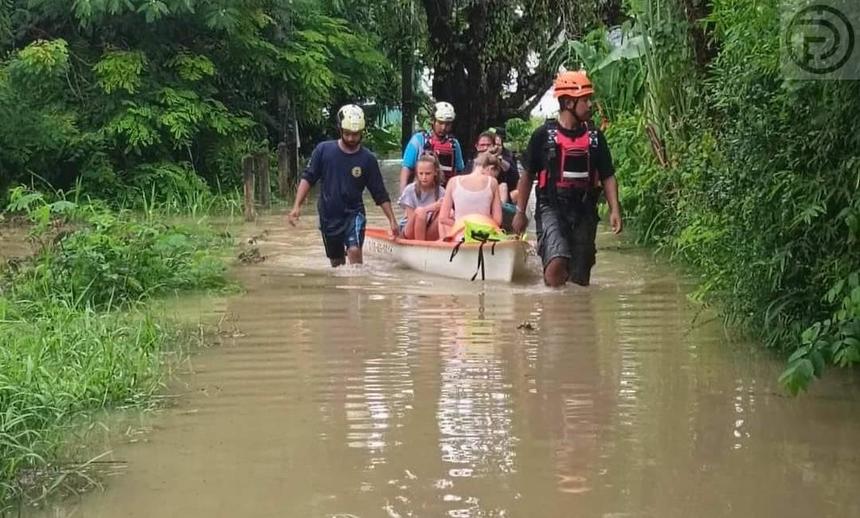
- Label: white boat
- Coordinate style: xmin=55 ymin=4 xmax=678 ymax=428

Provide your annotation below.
xmin=364 ymin=227 xmax=531 ymax=282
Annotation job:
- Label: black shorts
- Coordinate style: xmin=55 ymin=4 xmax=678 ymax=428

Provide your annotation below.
xmin=321 ymin=212 xmax=366 ymax=260
xmin=535 ymin=194 xmax=598 ymax=286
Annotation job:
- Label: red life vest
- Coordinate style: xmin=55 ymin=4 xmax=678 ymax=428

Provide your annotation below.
xmin=537 ymin=122 xmax=600 ymax=192
xmin=423 ymin=131 xmax=456 ymax=182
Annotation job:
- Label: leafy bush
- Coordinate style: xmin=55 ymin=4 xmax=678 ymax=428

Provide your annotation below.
xmin=0 ymin=191 xmax=232 ymax=506
xmin=550 ymin=26 xmax=646 ymax=122
xmin=0 ymin=0 xmax=390 ymax=201
xmin=4 ymin=188 xmax=228 ymax=310
xmin=363 ymin=124 xmax=401 ymax=156
xmin=504 ymin=117 xmax=542 ymax=153
xmin=604 ymin=112 xmax=673 ymax=243
xmin=610 ymin=0 xmax=860 ymax=393
xmin=0 ymin=305 xmax=183 ymax=505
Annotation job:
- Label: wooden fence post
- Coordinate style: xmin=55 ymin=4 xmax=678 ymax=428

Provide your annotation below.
xmin=255 ymin=151 xmax=270 ymax=208
xmin=289 ymin=119 xmax=300 ymax=186
xmin=285 ymin=102 xmax=301 ymax=189
xmin=277 ymin=142 xmax=289 ymax=198
xmin=242 ymin=155 xmax=256 ymax=221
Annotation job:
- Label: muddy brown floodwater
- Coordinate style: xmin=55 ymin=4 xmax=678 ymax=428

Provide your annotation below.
xmin=23 ymin=165 xmax=860 ymax=517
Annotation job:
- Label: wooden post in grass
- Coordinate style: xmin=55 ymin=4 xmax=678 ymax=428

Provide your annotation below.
xmin=277 ymin=142 xmax=289 ymax=197
xmin=242 ymin=155 xmax=256 ymax=221
xmin=255 ymin=151 xmax=270 ymax=208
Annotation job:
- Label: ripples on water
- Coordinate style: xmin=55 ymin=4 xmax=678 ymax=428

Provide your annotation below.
xmin=24 ymin=175 xmax=860 ymax=518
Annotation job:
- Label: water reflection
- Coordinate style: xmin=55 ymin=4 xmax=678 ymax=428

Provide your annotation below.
xmin=21 ymin=183 xmax=860 ymax=518
xmin=344 ymin=327 xmax=415 ymax=457
xmin=532 ymin=291 xmax=604 ymax=497
xmin=436 ymin=292 xmax=517 ymax=517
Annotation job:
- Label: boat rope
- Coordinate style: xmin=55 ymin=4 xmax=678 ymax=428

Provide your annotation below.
xmin=448 ymin=236 xmax=498 ymax=281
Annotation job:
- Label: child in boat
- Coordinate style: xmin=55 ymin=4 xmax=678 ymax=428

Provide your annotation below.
xmin=437 ymin=151 xmax=503 ymax=239
xmin=398 ymin=154 xmax=446 ymax=241
xmin=478 ymin=151 xmax=518 ymax=232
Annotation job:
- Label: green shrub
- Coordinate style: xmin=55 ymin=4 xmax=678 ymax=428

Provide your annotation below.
xmin=5 ymin=188 xmax=228 ymax=310
xmin=0 ymin=190 xmax=231 ymax=506
xmin=0 ymin=305 xmax=182 ymax=504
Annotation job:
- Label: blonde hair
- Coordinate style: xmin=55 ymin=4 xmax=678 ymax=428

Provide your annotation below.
xmin=416 ymin=153 xmax=443 ymax=200
xmin=473 ymin=151 xmax=501 ymax=172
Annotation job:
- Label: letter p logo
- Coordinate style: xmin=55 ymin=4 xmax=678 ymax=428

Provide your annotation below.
xmin=783 ymin=0 xmax=859 ymax=78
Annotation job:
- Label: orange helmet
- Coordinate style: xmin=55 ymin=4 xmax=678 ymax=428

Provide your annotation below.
xmin=553 ymin=70 xmax=593 ymax=98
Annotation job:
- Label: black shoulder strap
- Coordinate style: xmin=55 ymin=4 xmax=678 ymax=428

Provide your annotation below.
xmin=544 ymin=120 xmax=559 ymax=161
xmin=422 ymin=130 xmax=433 ymax=152
xmin=545 ymin=120 xmax=558 ymax=143
xmin=588 ymin=128 xmax=599 ymax=149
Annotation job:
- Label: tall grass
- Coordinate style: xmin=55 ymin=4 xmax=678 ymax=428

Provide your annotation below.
xmin=0 ymin=189 xmax=232 ymax=508
xmin=626 ymin=0 xmax=698 ymax=150
xmin=85 ymin=161 xmax=245 ymax=220
xmin=0 ymin=304 xmax=182 ymax=503
xmin=608 ymin=0 xmax=860 ymax=394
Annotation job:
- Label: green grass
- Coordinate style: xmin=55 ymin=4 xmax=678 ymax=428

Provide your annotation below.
xmin=0 ymin=305 xmax=180 ymax=502
xmin=0 ymin=189 xmax=235 ymax=509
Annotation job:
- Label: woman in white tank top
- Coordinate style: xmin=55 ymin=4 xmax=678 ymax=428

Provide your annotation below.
xmin=438 ymin=151 xmax=503 ymax=239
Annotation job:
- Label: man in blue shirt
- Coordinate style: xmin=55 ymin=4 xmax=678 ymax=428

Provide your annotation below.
xmin=399 ymin=101 xmax=466 ymax=194
xmin=288 ymin=104 xmax=399 ymax=267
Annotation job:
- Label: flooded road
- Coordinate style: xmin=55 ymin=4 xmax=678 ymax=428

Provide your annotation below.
xmin=24 ymin=166 xmax=860 ymax=517
xmin=0 ymin=225 xmax=32 ymax=261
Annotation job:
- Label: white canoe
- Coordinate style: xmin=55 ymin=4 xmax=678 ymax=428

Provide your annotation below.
xmin=364 ymin=227 xmax=531 ymax=282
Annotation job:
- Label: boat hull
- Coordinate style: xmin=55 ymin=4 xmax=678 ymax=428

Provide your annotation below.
xmin=364 ymin=227 xmax=529 ymax=282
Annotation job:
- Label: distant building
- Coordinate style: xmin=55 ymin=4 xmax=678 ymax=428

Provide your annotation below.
xmin=531 ymin=87 xmax=558 ymax=120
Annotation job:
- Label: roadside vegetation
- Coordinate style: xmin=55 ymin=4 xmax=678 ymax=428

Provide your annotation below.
xmin=0 ymin=189 xmax=232 ymax=508
xmin=566 ymin=1 xmax=860 ymax=393
xmin=0 ymin=0 xmax=393 ymax=506
xmin=1 ymin=1 xmax=858 ymax=508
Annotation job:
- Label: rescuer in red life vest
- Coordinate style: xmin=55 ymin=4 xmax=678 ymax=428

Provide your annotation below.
xmin=400 ymin=101 xmax=466 ymax=194
xmin=511 ymin=70 xmax=623 ymax=287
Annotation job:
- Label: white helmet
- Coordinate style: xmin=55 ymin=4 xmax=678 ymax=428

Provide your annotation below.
xmin=337 ymin=104 xmax=366 ymax=132
xmin=433 ymin=101 xmax=456 ymax=122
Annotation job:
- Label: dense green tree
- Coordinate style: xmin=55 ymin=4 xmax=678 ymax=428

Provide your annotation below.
xmin=419 ymin=0 xmax=622 ymax=149
xmin=325 ymin=0 xmax=428 ymax=148
xmin=604 ymin=0 xmax=860 ymax=392
xmin=0 ymin=0 xmax=391 ymax=200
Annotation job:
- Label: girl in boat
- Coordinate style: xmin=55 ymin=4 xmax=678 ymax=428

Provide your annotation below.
xmin=437 ymin=151 xmax=503 ymax=240
xmin=398 ymin=154 xmax=446 ymax=241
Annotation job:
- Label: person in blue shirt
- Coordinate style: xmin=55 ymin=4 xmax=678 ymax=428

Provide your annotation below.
xmin=288 ymin=104 xmax=399 ymax=267
xmin=399 ymin=101 xmax=466 ymax=194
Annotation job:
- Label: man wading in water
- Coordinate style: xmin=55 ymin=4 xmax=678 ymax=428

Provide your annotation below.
xmin=512 ymin=70 xmax=623 ymax=287
xmin=288 ymin=104 xmax=399 ymax=267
